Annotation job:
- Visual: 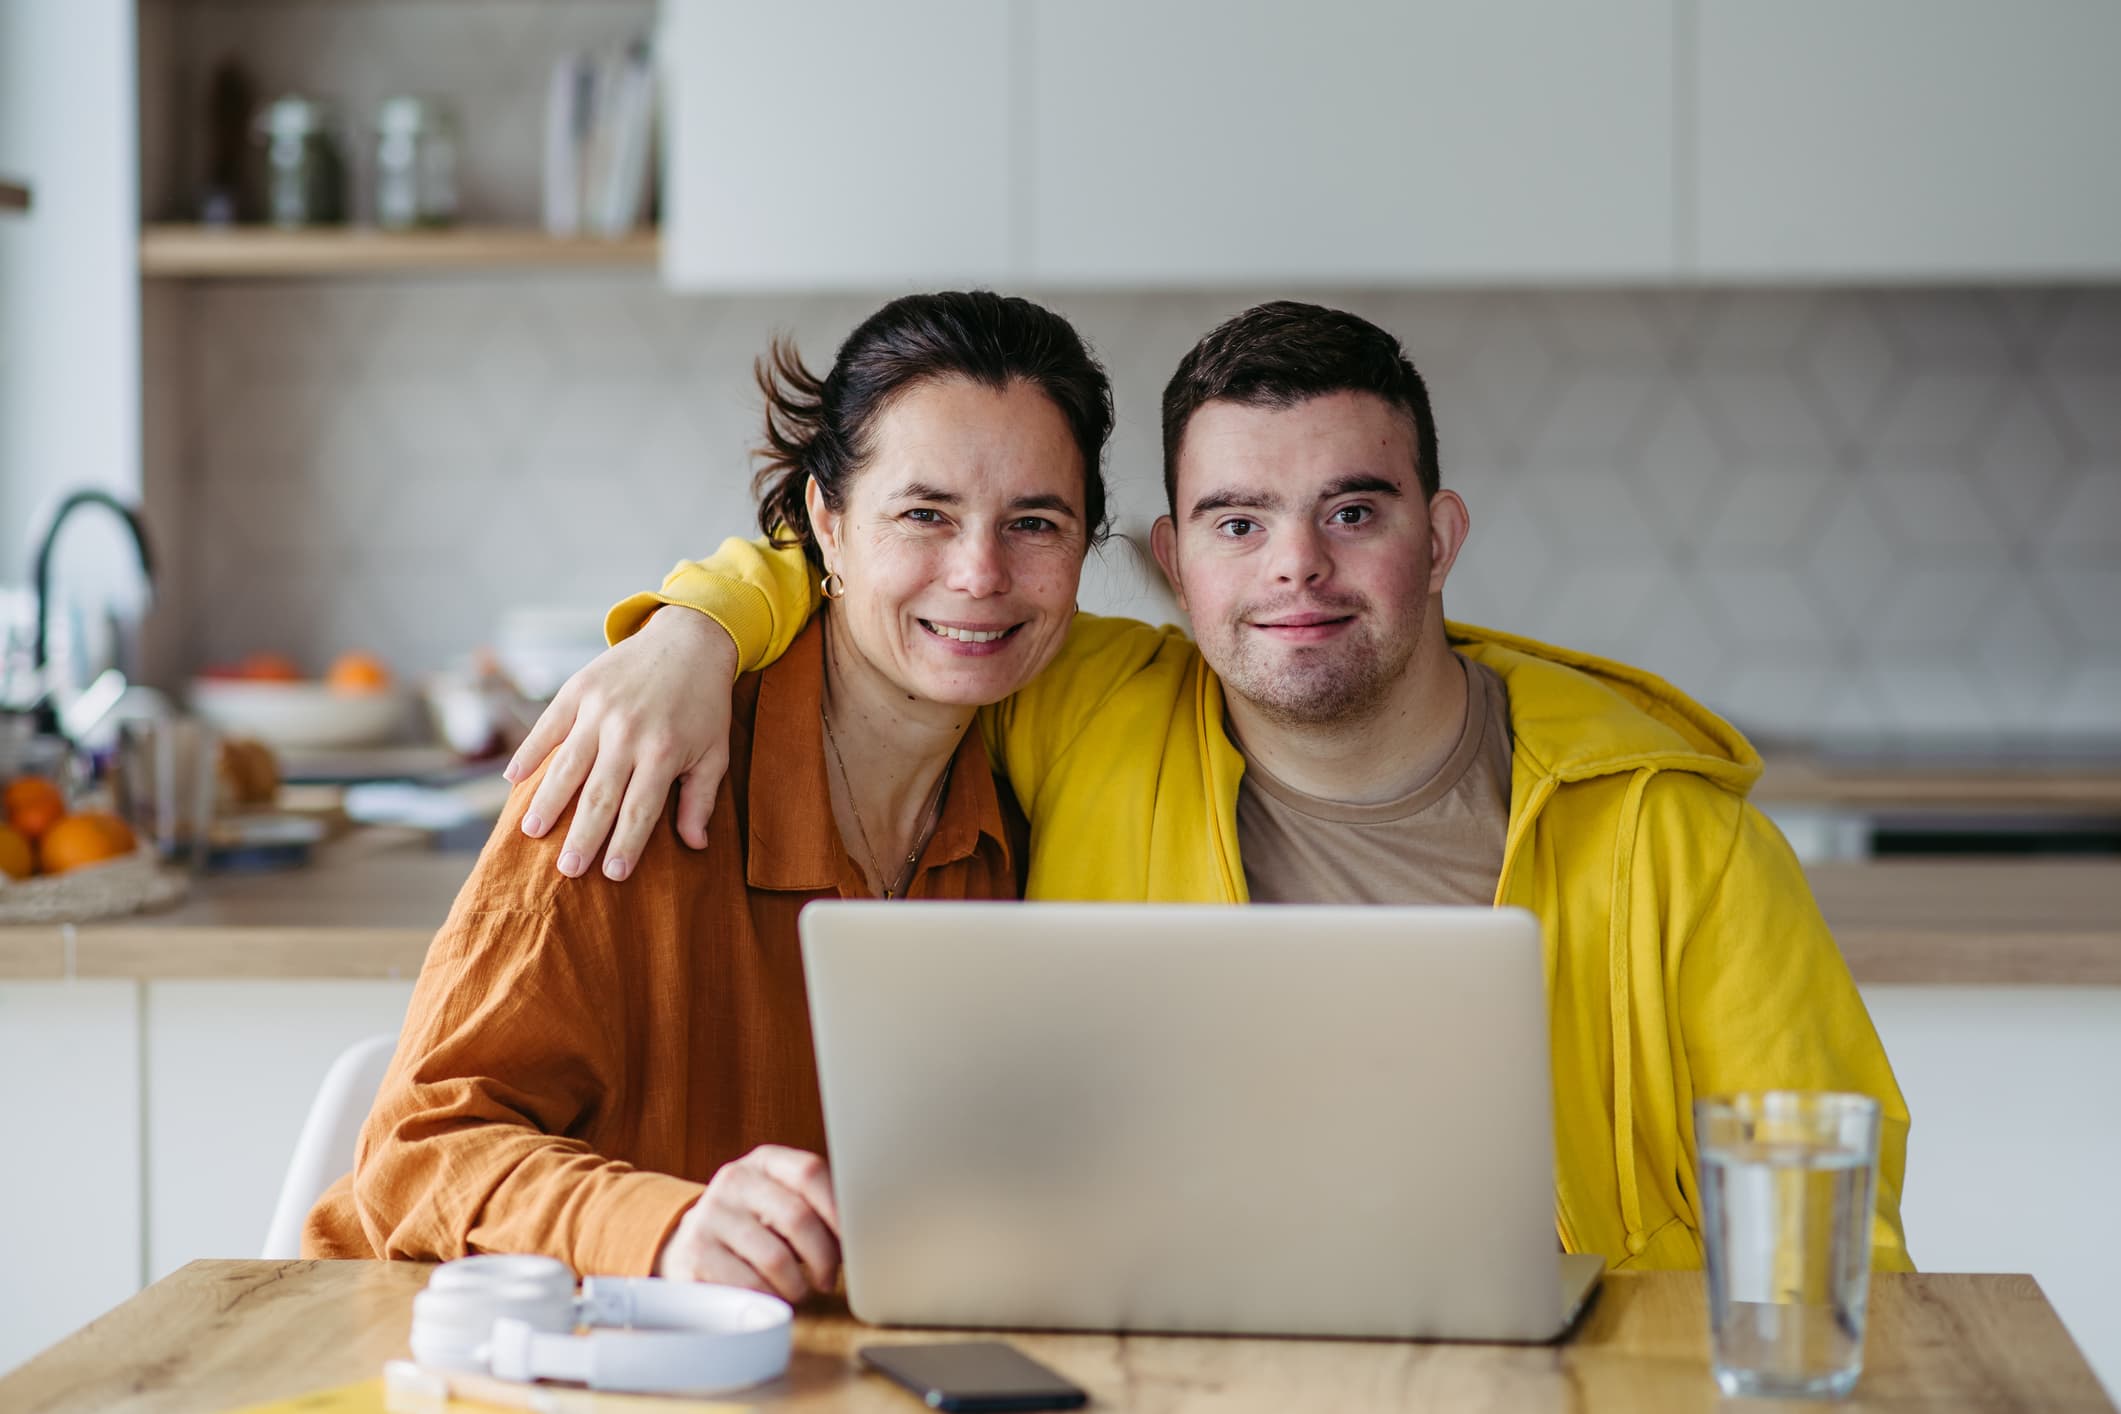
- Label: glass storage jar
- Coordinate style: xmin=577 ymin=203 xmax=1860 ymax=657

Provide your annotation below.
xmin=254 ymin=95 xmax=347 ymax=228
xmin=373 ymin=96 xmax=459 ymax=230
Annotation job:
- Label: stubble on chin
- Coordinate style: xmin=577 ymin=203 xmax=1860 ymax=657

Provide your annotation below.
xmin=1209 ymin=625 xmax=1382 ymax=728
xmin=1211 ymin=607 xmax=1431 ymax=729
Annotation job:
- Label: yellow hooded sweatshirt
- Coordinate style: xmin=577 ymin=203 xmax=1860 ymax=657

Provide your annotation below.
xmin=609 ymin=539 xmax=1915 ymax=1276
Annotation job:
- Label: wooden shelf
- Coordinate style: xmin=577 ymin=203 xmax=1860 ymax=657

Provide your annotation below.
xmin=139 ymin=223 xmax=658 ymax=278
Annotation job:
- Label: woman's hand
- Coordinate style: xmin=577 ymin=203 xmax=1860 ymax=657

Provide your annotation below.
xmin=654 ymin=1146 xmax=842 ymax=1302
xmin=505 ymin=607 xmax=740 ymax=881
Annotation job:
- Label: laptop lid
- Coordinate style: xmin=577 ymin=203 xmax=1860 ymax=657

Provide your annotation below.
xmin=800 ymin=901 xmax=1587 ymax=1341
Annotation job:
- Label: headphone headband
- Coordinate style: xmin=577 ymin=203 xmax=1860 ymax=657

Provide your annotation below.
xmin=411 ymin=1255 xmax=794 ymax=1396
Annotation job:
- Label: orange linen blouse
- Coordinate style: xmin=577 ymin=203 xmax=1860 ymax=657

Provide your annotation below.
xmin=303 ymin=618 xmax=1019 ymax=1274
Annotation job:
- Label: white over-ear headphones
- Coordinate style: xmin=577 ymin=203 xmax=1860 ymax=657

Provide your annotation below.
xmin=408 ymin=1254 xmax=793 ymax=1396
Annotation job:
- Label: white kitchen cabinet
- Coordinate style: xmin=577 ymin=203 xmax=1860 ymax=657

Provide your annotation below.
xmin=1696 ymin=2 xmax=2121 ymax=280
xmin=0 ymin=982 xmax=141 ymax=1377
xmin=0 ymin=0 xmax=138 ymax=583
xmin=1861 ymin=985 xmax=2121 ymax=1400
xmin=1025 ymin=0 xmax=1678 ymax=285
xmin=143 ymin=980 xmax=415 ymax=1282
xmin=659 ymin=0 xmax=1014 ymax=290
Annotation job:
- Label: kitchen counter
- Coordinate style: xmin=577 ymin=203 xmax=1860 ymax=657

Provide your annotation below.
xmin=1756 ymin=752 xmax=2121 ymax=814
xmin=0 ymin=827 xmax=470 ymax=981
xmin=0 ymin=828 xmax=2115 ymax=984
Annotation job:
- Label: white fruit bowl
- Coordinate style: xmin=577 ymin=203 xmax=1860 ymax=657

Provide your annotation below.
xmin=189 ymin=679 xmax=409 ymax=749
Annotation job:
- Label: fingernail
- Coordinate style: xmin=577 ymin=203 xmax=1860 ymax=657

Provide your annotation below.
xmin=558 ymin=849 xmax=583 ymax=876
xmin=604 ymin=856 xmax=629 ymax=881
xmin=522 ymin=812 xmax=543 ymax=836
xmin=502 ymin=762 xmax=521 ymax=782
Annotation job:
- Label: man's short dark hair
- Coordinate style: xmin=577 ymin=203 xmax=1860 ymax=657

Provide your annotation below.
xmin=1160 ymin=301 xmax=1441 ymax=514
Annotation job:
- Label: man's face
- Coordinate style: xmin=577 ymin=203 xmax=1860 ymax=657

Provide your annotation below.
xmin=1151 ymin=390 xmax=1464 ymax=727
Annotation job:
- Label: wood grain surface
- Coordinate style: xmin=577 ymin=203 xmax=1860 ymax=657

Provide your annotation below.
xmin=1809 ymin=859 xmax=2121 ymax=984
xmin=1756 ymin=756 xmax=2121 ymax=813
xmin=0 ymin=1260 xmax=2110 ymax=1414
xmin=139 ymin=224 xmax=658 ymax=277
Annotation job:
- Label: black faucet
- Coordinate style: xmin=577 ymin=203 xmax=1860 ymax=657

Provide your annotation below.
xmin=30 ymin=488 xmax=156 ymax=736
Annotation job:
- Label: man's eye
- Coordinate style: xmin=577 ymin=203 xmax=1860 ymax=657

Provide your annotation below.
xmin=1218 ymin=518 xmax=1258 ymax=538
xmin=904 ymin=508 xmax=943 ymax=524
xmin=1331 ymin=505 xmax=1371 ymax=525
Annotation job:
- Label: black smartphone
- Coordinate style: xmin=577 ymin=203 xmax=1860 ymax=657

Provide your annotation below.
xmin=859 ymin=1340 xmax=1089 ymax=1411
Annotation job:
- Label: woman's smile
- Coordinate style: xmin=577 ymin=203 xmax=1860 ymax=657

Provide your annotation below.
xmin=918 ymin=617 xmax=1026 ymax=652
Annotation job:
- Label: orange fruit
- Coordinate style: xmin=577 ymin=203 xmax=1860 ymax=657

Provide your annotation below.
xmin=0 ymin=824 xmax=31 ymax=881
xmin=37 ymin=812 xmax=134 ymax=875
xmin=326 ymin=651 xmax=393 ymax=693
xmin=84 ymin=811 xmax=137 ymax=854
xmin=4 ymin=776 xmax=67 ymax=840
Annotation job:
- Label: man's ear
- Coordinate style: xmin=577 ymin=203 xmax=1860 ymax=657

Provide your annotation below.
xmin=1149 ymin=514 xmax=1188 ymax=614
xmin=805 ymin=477 xmax=841 ymax=570
xmin=1425 ymin=490 xmax=1471 ymax=596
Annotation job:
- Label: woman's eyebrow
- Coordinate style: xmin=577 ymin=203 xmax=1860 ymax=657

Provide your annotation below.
xmin=1009 ymin=492 xmax=1080 ymax=516
xmin=885 ymin=483 xmax=1079 ymax=516
xmin=889 ymin=480 xmax=960 ymax=503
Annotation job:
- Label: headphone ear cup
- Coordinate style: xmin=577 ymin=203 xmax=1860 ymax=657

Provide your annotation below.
xmin=411 ymin=1256 xmax=577 ymax=1372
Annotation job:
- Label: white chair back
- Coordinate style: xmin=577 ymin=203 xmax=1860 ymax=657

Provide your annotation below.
xmin=261 ymin=1031 xmax=399 ymax=1259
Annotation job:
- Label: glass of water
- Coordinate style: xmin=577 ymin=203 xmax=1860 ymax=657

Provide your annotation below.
xmin=1695 ymin=1091 xmax=1882 ymax=1399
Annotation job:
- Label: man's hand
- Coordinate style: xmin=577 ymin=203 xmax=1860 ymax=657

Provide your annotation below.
xmin=654 ymin=1146 xmax=842 ymax=1302
xmin=504 ymin=607 xmax=739 ymax=881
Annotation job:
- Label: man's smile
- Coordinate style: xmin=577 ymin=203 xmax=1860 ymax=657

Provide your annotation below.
xmin=1249 ymin=611 xmax=1357 ymax=643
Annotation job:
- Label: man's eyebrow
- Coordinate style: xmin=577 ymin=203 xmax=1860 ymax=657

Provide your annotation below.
xmin=1187 ymin=488 xmax=1282 ymax=521
xmin=1316 ymin=474 xmax=1405 ymax=502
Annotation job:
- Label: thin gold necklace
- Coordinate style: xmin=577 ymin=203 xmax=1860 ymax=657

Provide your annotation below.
xmin=821 ymin=695 xmax=953 ymax=900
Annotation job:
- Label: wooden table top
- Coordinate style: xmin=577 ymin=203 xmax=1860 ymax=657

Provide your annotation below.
xmin=1 ymin=1259 xmax=2110 ymax=1414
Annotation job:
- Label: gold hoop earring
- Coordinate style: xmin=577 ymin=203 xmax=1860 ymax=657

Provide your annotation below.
xmin=820 ymin=570 xmax=846 ymax=600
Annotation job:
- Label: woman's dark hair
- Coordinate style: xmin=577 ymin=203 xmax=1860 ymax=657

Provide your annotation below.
xmin=752 ymin=291 xmax=1114 ymax=567
xmin=1160 ymin=300 xmax=1441 ymax=513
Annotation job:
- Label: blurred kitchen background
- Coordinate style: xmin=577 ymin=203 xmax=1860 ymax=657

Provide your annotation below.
xmin=3 ymin=0 xmax=2119 ymax=1393
xmin=0 ymin=0 xmax=2110 ymax=750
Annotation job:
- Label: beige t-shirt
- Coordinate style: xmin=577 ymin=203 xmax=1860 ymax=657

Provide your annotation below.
xmin=1236 ymin=655 xmax=1513 ymax=905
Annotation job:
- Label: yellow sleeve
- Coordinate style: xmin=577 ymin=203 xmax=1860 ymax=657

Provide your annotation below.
xmin=604 ymin=536 xmax=820 ymax=671
xmin=976 ymin=612 xmax=1195 ymax=807
xmin=1678 ymin=799 xmax=1915 ymax=1274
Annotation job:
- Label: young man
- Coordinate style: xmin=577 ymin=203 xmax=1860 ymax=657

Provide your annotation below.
xmin=507 ymin=301 xmax=1912 ymax=1274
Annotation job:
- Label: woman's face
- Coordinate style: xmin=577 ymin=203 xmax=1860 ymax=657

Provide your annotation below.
xmin=809 ymin=376 xmax=1090 ymax=708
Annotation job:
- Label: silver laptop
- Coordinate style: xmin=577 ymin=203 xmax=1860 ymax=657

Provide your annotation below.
xmin=799 ymin=901 xmax=1603 ymax=1341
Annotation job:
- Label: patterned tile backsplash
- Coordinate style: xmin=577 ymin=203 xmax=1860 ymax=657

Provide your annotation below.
xmin=153 ymin=282 xmax=2121 ymax=741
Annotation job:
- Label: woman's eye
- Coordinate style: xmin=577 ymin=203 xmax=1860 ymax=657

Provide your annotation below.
xmin=904 ymin=508 xmax=944 ymax=524
xmin=1217 ymin=518 xmax=1259 ymax=538
xmin=1010 ymin=516 xmax=1057 ymax=534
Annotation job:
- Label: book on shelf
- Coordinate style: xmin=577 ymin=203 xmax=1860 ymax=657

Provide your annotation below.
xmin=545 ymin=39 xmax=656 ymax=240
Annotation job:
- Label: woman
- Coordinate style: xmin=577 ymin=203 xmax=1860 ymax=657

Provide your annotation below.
xmin=301 ymin=292 xmax=1114 ymax=1303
